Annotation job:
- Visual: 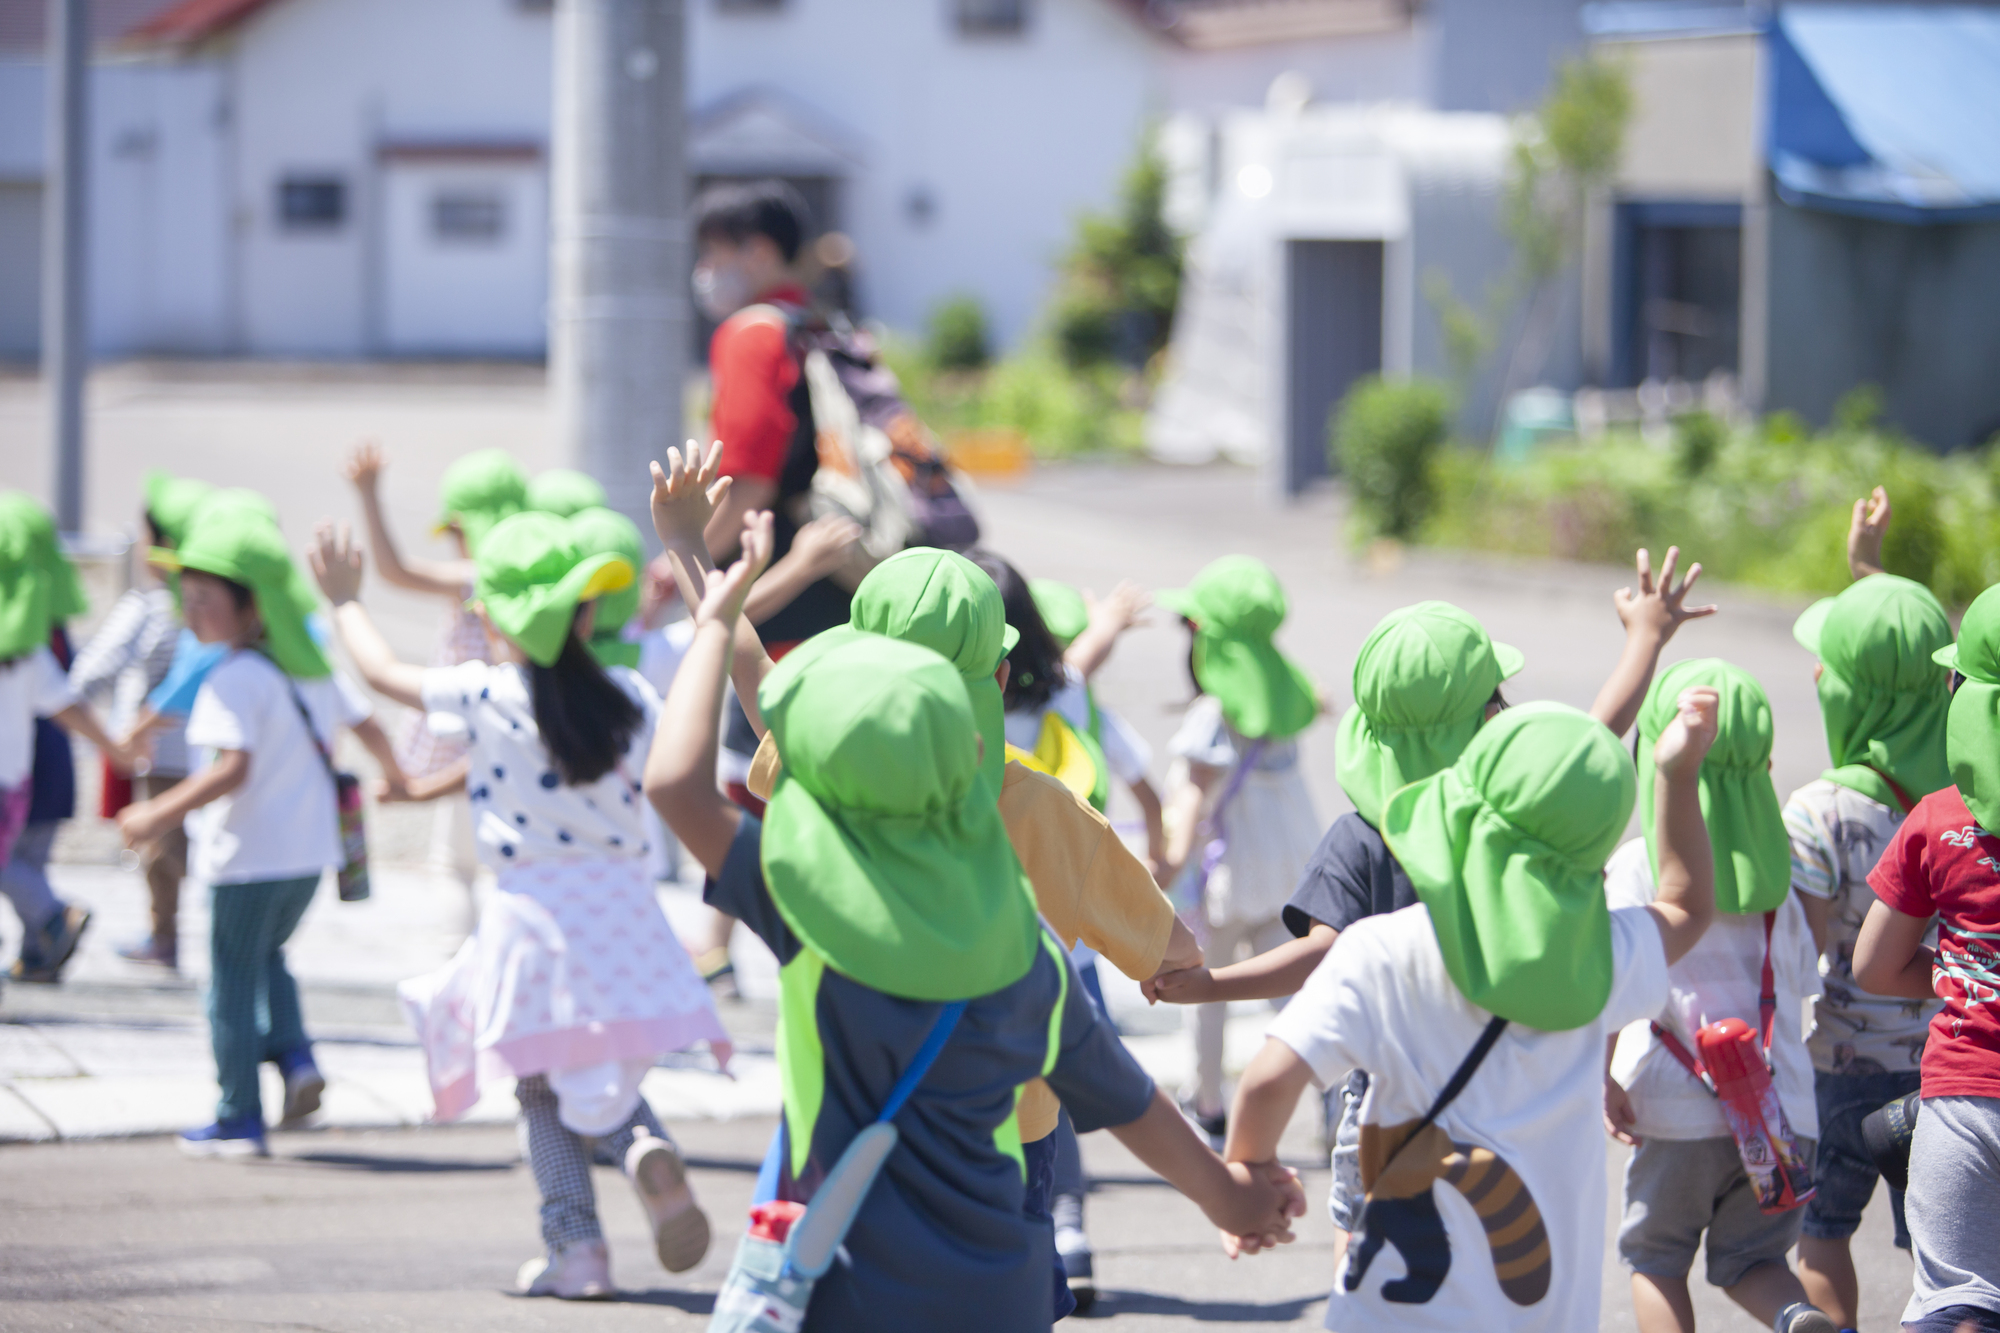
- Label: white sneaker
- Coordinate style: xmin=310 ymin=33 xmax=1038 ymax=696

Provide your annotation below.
xmin=626 ymin=1129 xmax=711 ymax=1273
xmin=516 ymin=1239 xmax=613 ymax=1299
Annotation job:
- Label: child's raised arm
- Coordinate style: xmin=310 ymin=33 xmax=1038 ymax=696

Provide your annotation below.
xmin=645 ymin=512 xmax=773 ymax=874
xmin=1646 ymin=685 xmax=1720 ymax=965
xmin=309 ymin=521 xmax=427 ymax=711
xmin=342 ymin=442 xmax=475 ymax=597
xmin=1589 ymin=546 xmax=1718 ymax=738
xmin=1847 ymin=485 xmax=1891 ymax=581
xmin=1065 ymin=581 xmax=1151 ymax=681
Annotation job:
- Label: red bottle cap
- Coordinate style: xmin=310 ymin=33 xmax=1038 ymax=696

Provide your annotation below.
xmin=747 ymin=1200 xmax=807 ymax=1243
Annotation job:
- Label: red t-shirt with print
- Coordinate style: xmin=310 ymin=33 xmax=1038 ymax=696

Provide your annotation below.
xmin=1869 ymin=785 xmax=2000 ymax=1099
xmin=708 ymin=284 xmax=810 ymax=485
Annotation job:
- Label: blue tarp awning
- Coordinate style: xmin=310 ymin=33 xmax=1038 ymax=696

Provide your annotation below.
xmin=1770 ymin=6 xmax=2000 ymax=223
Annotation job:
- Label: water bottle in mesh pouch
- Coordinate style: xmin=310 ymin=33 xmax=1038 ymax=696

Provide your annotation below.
xmin=333 ymin=771 xmax=370 ymax=902
xmin=711 ymin=1203 xmax=811 ymax=1333
xmin=1697 ymin=1017 xmax=1815 ymax=1213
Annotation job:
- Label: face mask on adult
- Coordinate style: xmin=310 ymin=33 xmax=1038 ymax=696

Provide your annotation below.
xmin=692 ymin=259 xmax=754 ymax=321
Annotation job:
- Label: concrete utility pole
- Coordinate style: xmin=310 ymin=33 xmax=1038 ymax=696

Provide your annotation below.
xmin=549 ymin=0 xmax=687 ymax=547
xmin=44 ymin=0 xmax=88 ymax=532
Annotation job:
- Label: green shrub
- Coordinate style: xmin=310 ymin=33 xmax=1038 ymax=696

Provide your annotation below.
xmin=926 ymin=294 xmax=991 ymax=372
xmin=1332 ymin=376 xmax=1454 ymax=540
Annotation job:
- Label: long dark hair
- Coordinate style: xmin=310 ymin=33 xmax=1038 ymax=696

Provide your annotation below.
xmin=529 ymin=608 xmax=643 ymax=786
xmin=968 ymin=548 xmax=1066 ymax=713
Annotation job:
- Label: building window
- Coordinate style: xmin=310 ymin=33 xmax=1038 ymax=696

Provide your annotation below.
xmin=956 ymin=0 xmax=1027 ymax=36
xmin=432 ymin=191 xmax=507 ymax=244
xmin=278 ymin=176 xmax=346 ymax=230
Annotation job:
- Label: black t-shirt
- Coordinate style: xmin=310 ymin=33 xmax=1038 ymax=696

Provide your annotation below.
xmin=707 ymin=816 xmax=1155 ymax=1333
xmin=1282 ymin=811 xmax=1418 ymax=938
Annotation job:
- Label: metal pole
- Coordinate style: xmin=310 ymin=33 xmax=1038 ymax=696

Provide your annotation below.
xmin=550 ymin=0 xmax=686 ymax=549
xmin=44 ymin=0 xmax=88 ymax=532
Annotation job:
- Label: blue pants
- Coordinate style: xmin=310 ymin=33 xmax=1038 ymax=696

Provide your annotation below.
xmin=207 ymin=876 xmax=318 ymax=1122
xmin=1023 ymin=1132 xmax=1077 ymax=1322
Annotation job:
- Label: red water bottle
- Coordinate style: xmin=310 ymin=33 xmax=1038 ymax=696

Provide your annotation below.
xmin=1697 ymin=1017 xmax=1814 ymax=1213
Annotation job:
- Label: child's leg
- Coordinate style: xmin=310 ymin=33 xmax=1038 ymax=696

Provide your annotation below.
xmin=1618 ymin=1138 xmax=1721 ymax=1333
xmin=208 ymin=883 xmax=277 ymax=1123
xmin=1188 ymin=918 xmax=1247 ymax=1119
xmin=254 ymin=876 xmax=320 ymax=1063
xmin=1022 ymin=1131 xmax=1076 ymax=1322
xmin=598 ymin=1091 xmax=669 ymax=1164
xmin=609 ymin=1090 xmax=711 ymax=1274
xmin=1 ymin=822 xmax=65 ymax=953
xmin=1794 ymin=1238 xmax=1856 ymax=1329
xmin=516 ymin=1075 xmax=603 ymax=1249
xmin=1721 ymin=1262 xmax=1814 ymax=1325
xmin=1705 ymin=1138 xmax=1818 ymax=1326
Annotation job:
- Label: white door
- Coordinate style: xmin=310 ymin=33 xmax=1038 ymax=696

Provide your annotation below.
xmin=382 ymin=159 xmax=546 ymax=356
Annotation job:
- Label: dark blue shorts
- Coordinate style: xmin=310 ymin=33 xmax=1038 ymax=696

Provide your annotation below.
xmin=1802 ymin=1068 xmax=1920 ymax=1247
xmin=1023 ymin=1132 xmax=1077 ymax=1322
xmin=1905 ymin=1305 xmax=2000 ymax=1333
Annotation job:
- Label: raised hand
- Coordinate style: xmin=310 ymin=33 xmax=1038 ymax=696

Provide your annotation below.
xmin=790 ymin=514 xmax=863 ymax=579
xmin=343 ymin=440 xmax=386 ymax=491
xmin=649 ymin=441 xmax=734 ymax=551
xmin=1086 ymin=580 xmax=1152 ymax=635
xmin=1613 ymin=546 xmax=1717 ymax=645
xmin=307 ymin=522 xmax=366 ymax=604
xmin=1848 ymin=485 xmax=1891 ymax=579
xmin=1652 ymin=685 xmax=1720 ymax=780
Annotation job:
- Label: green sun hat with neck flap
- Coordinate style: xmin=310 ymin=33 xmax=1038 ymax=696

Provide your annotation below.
xmin=1030 ymin=579 xmax=1089 ymax=650
xmin=1636 ymin=659 xmax=1789 ymax=914
xmin=849 ymin=548 xmax=1018 ymax=800
xmin=1938 ymin=584 xmax=2000 ymax=831
xmin=473 ymin=511 xmax=633 ymax=669
xmin=142 ymin=471 xmax=215 ymax=547
xmin=757 ymin=628 xmax=1039 ymax=1002
xmin=1337 ymin=601 xmax=1524 ymax=828
xmin=434 ymin=449 xmax=528 ymax=555
xmin=1156 ymin=555 xmax=1318 ymax=741
xmin=0 ymin=493 xmax=89 ymax=659
xmin=565 ymin=506 xmax=644 ymax=670
xmin=154 ymin=502 xmax=329 ymax=679
xmin=1793 ymin=573 xmax=1951 ymax=812
xmin=528 ymin=468 xmax=608 ymax=519
xmin=1383 ymin=702 xmax=1633 ymax=1031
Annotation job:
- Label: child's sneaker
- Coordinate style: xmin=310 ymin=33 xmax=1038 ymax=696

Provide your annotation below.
xmin=179 ymin=1116 xmax=269 ymax=1159
xmin=275 ymin=1047 xmax=324 ymax=1127
xmin=11 ymin=904 xmax=91 ymax=983
xmin=117 ymin=935 xmax=178 ymax=970
xmin=1776 ymin=1303 xmax=1841 ymax=1333
xmin=516 ymin=1239 xmax=612 ymax=1299
xmin=1054 ymin=1219 xmax=1095 ymax=1314
xmin=626 ymin=1128 xmax=710 ymax=1272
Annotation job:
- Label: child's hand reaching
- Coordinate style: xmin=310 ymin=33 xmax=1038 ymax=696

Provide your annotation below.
xmin=671 ymin=511 xmax=774 ymax=633
xmin=1848 ymin=485 xmax=1891 ymax=580
xmin=1652 ymin=685 xmax=1719 ymax=781
xmin=1086 ymin=581 xmax=1152 ymax=636
xmin=343 ymin=440 xmax=386 ymax=492
xmin=1613 ymin=546 xmax=1716 ymax=647
xmin=1144 ymin=965 xmax=1215 ymax=1006
xmin=307 ymin=522 xmax=366 ymax=604
xmin=789 ymin=514 xmax=862 ymax=580
xmin=649 ymin=441 xmax=732 ymax=553
xmin=1604 ymin=1075 xmax=1641 ymax=1147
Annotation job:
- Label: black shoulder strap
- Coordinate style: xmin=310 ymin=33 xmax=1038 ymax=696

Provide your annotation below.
xmin=1406 ymin=1015 xmax=1509 ymax=1146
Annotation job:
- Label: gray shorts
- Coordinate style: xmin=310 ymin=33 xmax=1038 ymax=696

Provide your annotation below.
xmin=1906 ymin=1095 xmax=2000 ymax=1327
xmin=1618 ymin=1135 xmax=1816 ymax=1289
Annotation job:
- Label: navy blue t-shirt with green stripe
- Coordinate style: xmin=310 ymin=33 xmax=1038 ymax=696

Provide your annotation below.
xmin=709 ymin=816 xmax=1155 ymax=1332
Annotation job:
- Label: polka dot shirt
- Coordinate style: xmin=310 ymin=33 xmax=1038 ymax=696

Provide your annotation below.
xmin=420 ymin=660 xmax=657 ymax=869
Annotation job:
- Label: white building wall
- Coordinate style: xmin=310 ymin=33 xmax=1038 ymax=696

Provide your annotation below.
xmin=225 ymin=0 xmax=553 ymax=355
xmin=688 ymin=0 xmax=1159 ymax=349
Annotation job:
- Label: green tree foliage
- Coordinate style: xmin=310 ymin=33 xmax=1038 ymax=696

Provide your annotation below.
xmin=926 ymin=293 xmax=991 ymax=371
xmin=1052 ymin=142 xmax=1184 ymax=371
xmin=1332 ymin=376 xmax=1455 ymax=540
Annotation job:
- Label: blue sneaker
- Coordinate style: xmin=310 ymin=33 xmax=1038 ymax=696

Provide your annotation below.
xmin=179 ymin=1116 xmax=268 ymax=1159
xmin=274 ymin=1047 xmax=324 ymax=1126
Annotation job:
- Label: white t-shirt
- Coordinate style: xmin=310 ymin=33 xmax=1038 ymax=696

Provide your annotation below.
xmin=184 ymin=651 xmax=373 ymax=885
xmin=636 ymin=617 xmax=696 ymax=702
xmin=1604 ymin=838 xmax=1821 ymax=1141
xmin=0 ymin=648 xmax=77 ymax=789
xmin=1268 ymin=901 xmax=1669 ymax=1333
xmin=420 ymin=659 xmax=659 ymax=869
xmin=1002 ymin=666 xmax=1152 ymax=787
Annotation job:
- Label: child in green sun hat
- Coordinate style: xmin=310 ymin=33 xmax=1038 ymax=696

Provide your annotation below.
xmin=566 ymin=506 xmax=646 ymax=670
xmin=529 ymin=468 xmax=609 ymax=519
xmin=1152 ymin=554 xmax=1325 ymax=1141
xmin=0 ymin=494 xmax=136 ymax=986
xmin=1222 ymin=692 xmax=1724 ymax=1332
xmin=116 ymin=500 xmax=401 ymax=1160
xmin=1780 ymin=498 xmax=1952 ymax=1319
xmin=644 ymin=519 xmax=1304 ymax=1332
xmin=310 ymin=509 xmax=726 ymax=1299
xmin=1602 ymin=660 xmax=1837 ymax=1333
xmin=1849 ymin=582 xmax=2000 ymax=1333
